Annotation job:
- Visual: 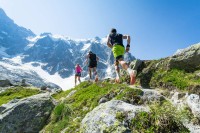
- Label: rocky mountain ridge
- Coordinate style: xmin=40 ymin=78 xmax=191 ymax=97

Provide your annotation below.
xmin=0 ymin=7 xmax=200 ymax=133
xmin=0 ymin=8 xmax=135 ymax=89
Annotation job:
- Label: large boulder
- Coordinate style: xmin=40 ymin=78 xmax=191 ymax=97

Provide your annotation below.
xmin=186 ymin=94 xmax=200 ymax=119
xmin=130 ymin=59 xmax=143 ymax=71
xmin=0 ymin=93 xmax=55 ymax=133
xmin=168 ymin=43 xmax=200 ymax=72
xmin=81 ymin=100 xmax=148 ymax=133
xmin=0 ymin=79 xmax=12 ymax=87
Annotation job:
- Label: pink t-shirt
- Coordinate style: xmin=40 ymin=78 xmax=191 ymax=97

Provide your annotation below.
xmin=75 ymin=66 xmax=82 ymax=73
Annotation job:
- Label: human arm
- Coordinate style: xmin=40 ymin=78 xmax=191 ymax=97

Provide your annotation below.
xmin=96 ymin=56 xmax=99 ymax=62
xmin=123 ymin=35 xmax=131 ymax=52
xmin=85 ymin=55 xmax=89 ymax=65
xmin=75 ymin=66 xmax=77 ymax=73
xmin=107 ymin=35 xmax=113 ymax=48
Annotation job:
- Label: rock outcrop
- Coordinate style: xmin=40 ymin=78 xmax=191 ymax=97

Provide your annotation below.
xmin=0 ymin=93 xmax=55 ymax=133
xmin=81 ymin=100 xmax=148 ymax=133
xmin=186 ymin=94 xmax=200 ymax=119
xmin=141 ymin=89 xmax=165 ymax=103
xmin=0 ymin=79 xmax=12 ymax=87
xmin=168 ymin=43 xmax=200 ymax=72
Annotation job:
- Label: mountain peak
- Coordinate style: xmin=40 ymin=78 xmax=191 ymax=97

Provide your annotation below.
xmin=40 ymin=32 xmax=52 ymax=36
xmin=0 ymin=8 xmax=12 ymax=22
xmin=0 ymin=8 xmax=6 ymax=16
xmin=0 ymin=8 xmax=35 ymax=55
xmin=94 ymin=36 xmax=101 ymax=41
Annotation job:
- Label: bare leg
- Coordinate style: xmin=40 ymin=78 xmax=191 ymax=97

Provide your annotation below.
xmin=118 ymin=59 xmax=128 ymax=70
xmin=78 ymin=76 xmax=81 ymax=83
xmin=118 ymin=58 xmax=137 ymax=85
xmin=93 ymin=67 xmax=98 ymax=82
xmin=75 ymin=76 xmax=77 ymax=86
xmin=115 ymin=60 xmax=120 ymax=83
xmin=88 ymin=67 xmax=92 ymax=80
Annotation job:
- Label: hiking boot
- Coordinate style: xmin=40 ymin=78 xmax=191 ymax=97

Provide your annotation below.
xmin=130 ymin=70 xmax=137 ymax=85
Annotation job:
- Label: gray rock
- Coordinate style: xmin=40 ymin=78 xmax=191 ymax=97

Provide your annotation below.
xmin=66 ymin=90 xmax=77 ymax=98
xmin=130 ymin=59 xmax=143 ymax=71
xmin=21 ymin=79 xmax=29 ymax=87
xmin=170 ymin=92 xmax=188 ymax=109
xmin=98 ymin=97 xmax=109 ymax=104
xmin=186 ymin=94 xmax=200 ymax=119
xmin=141 ymin=89 xmax=165 ymax=103
xmin=41 ymin=86 xmax=47 ymax=91
xmin=168 ymin=43 xmax=200 ymax=72
xmin=81 ymin=100 xmax=148 ymax=133
xmin=0 ymin=93 xmax=55 ymax=133
xmin=0 ymin=79 xmax=12 ymax=87
xmin=171 ymin=92 xmax=186 ymax=101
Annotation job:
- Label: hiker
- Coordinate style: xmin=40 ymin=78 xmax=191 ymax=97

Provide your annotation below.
xmin=107 ymin=28 xmax=137 ymax=85
xmin=75 ymin=63 xmax=82 ymax=86
xmin=86 ymin=51 xmax=99 ymax=82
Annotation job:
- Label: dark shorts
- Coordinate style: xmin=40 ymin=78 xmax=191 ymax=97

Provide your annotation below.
xmin=88 ymin=61 xmax=97 ymax=68
xmin=75 ymin=72 xmax=81 ymax=77
xmin=115 ymin=55 xmax=124 ymax=61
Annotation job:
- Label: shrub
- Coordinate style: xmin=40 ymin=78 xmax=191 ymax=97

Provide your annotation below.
xmin=52 ymin=103 xmax=72 ymax=123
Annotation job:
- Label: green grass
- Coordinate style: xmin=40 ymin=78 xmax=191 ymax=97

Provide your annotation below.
xmin=52 ymin=89 xmax=73 ymax=100
xmin=132 ymin=58 xmax=200 ymax=91
xmin=151 ymin=69 xmax=200 ymax=90
xmin=44 ymin=81 xmax=135 ymax=133
xmin=115 ymin=87 xmax=143 ymax=105
xmin=115 ymin=87 xmax=143 ymax=99
xmin=0 ymin=86 xmax=40 ymax=106
xmin=44 ymin=102 xmax=72 ymax=132
xmin=130 ymin=101 xmax=190 ymax=133
xmin=43 ymin=70 xmax=200 ymax=133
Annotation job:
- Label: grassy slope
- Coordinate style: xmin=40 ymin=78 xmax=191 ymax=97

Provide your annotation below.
xmin=0 ymin=86 xmax=40 ymax=106
xmin=43 ymin=81 xmax=142 ymax=133
xmin=136 ymin=59 xmax=200 ymax=91
xmin=43 ymin=80 xmax=191 ymax=133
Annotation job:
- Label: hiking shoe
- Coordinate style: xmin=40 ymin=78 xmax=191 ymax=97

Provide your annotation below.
xmin=115 ymin=77 xmax=120 ymax=83
xmin=130 ymin=70 xmax=137 ymax=85
xmin=95 ymin=76 xmax=98 ymax=82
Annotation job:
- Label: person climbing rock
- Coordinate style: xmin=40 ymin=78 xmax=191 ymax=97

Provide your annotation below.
xmin=86 ymin=51 xmax=99 ymax=82
xmin=75 ymin=63 xmax=82 ymax=86
xmin=107 ymin=28 xmax=137 ymax=85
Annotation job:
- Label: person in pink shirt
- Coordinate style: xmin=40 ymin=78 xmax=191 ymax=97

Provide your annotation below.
xmin=75 ymin=63 xmax=82 ymax=86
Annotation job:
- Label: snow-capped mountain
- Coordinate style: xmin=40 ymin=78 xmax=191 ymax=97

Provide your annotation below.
xmin=22 ymin=34 xmax=114 ymax=79
xmin=0 ymin=57 xmax=60 ymax=89
xmin=0 ymin=8 xmax=35 ymax=56
xmin=0 ymin=8 xmax=135 ymax=90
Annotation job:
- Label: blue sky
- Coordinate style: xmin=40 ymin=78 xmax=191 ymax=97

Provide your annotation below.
xmin=0 ymin=0 xmax=200 ymax=59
